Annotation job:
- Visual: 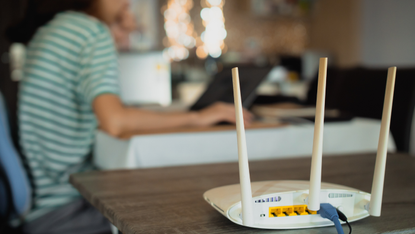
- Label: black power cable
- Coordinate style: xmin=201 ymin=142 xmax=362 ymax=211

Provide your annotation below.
xmin=336 ymin=208 xmax=352 ymax=234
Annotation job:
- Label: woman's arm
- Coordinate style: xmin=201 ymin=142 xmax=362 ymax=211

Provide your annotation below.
xmin=93 ymin=94 xmax=253 ymax=137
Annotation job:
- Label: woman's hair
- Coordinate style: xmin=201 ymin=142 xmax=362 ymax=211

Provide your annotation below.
xmin=7 ymin=0 xmax=96 ymax=44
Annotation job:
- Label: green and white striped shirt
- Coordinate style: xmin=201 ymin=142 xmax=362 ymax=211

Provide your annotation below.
xmin=19 ymin=11 xmax=119 ymax=221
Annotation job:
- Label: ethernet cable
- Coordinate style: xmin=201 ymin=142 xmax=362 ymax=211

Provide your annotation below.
xmin=319 ymin=203 xmax=344 ymax=234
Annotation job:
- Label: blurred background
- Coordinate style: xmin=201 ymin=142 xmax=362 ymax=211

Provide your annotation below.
xmin=1 ymin=0 xmax=415 ymax=153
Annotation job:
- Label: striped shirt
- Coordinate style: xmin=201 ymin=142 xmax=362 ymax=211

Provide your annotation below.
xmin=19 ymin=11 xmax=119 ymax=221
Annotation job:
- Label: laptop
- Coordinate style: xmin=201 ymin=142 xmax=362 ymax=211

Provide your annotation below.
xmin=190 ymin=66 xmax=272 ymax=111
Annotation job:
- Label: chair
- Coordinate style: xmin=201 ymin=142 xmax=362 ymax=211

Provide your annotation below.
xmin=0 ymin=91 xmax=31 ymax=231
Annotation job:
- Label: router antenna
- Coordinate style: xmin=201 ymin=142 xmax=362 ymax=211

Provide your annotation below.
xmin=369 ymin=67 xmax=397 ymax=216
xmin=232 ymin=67 xmax=254 ymax=226
xmin=308 ymin=58 xmax=328 ymax=211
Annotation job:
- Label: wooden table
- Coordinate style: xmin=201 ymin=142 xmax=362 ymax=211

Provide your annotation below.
xmin=70 ymin=153 xmax=415 ymax=234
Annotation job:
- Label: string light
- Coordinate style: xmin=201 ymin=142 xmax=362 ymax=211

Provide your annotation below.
xmin=197 ymin=0 xmax=227 ymax=59
xmin=163 ymin=0 xmax=196 ymax=61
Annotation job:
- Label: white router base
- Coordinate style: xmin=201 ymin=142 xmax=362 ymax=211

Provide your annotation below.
xmin=204 ymin=180 xmax=371 ymax=229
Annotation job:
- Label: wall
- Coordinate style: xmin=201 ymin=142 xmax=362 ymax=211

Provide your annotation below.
xmin=308 ymin=0 xmax=415 ymax=68
xmin=222 ymin=0 xmax=308 ymax=56
xmin=307 ymin=0 xmax=361 ymax=68
xmin=361 ymin=0 xmax=415 ymax=67
xmin=187 ymin=0 xmax=309 ymax=57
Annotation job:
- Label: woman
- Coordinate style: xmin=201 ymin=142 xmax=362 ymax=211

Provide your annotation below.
xmin=11 ymin=0 xmax=252 ymax=233
xmin=109 ymin=6 xmax=137 ymax=51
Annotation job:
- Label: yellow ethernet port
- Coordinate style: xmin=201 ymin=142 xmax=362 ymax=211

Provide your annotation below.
xmin=294 ymin=205 xmax=309 ymax=215
xmin=269 ymin=205 xmax=317 ymax=217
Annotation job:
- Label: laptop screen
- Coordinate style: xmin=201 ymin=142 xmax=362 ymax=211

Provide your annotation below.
xmin=190 ymin=66 xmax=272 ymax=111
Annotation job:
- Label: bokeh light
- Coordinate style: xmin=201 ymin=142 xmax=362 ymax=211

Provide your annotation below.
xmin=197 ymin=0 xmax=227 ymax=59
xmin=163 ymin=0 xmax=196 ymax=61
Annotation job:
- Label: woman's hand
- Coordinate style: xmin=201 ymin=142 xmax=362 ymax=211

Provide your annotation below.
xmin=192 ymin=102 xmax=254 ymax=127
xmin=94 ymin=95 xmax=253 ymax=137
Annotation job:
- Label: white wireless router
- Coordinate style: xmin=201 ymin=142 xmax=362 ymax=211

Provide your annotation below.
xmin=203 ymin=58 xmax=397 ymax=229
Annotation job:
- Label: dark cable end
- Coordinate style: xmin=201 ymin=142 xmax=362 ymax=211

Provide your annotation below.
xmin=336 ymin=208 xmax=348 ymax=222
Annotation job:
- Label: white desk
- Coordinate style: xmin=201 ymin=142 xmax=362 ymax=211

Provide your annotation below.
xmin=93 ymin=118 xmax=396 ymax=170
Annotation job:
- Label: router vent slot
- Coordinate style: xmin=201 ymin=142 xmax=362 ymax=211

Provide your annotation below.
xmin=328 ymin=193 xmax=353 ymax=198
xmin=212 ymin=203 xmax=225 ymax=213
xmin=255 ymin=196 xmax=281 ymax=203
